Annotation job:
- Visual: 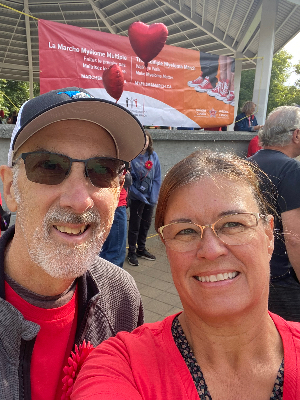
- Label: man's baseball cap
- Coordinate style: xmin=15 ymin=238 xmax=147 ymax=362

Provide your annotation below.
xmin=8 ymin=87 xmax=146 ymax=166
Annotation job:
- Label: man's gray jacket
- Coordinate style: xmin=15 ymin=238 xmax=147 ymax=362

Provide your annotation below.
xmin=0 ymin=226 xmax=144 ymax=400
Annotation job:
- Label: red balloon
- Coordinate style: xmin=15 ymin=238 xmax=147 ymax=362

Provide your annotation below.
xmin=128 ymin=22 xmax=168 ymax=69
xmin=102 ymin=64 xmax=124 ymax=102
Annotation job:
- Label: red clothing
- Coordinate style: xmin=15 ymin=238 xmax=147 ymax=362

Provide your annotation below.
xmin=118 ymin=187 xmax=128 ymax=207
xmin=72 ymin=312 xmax=300 ymax=400
xmin=5 ymin=282 xmax=78 ymax=400
xmin=247 ymin=135 xmax=261 ymax=157
xmin=205 ymin=127 xmax=222 ymax=131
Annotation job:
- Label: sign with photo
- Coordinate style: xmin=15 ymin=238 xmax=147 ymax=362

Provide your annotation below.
xmin=39 ymin=19 xmax=235 ymax=128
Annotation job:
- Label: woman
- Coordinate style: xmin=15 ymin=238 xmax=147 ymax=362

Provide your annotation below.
xmin=127 ymin=133 xmax=161 ymax=266
xmin=72 ymin=151 xmax=300 ymax=399
xmin=234 ymin=101 xmax=263 ymax=132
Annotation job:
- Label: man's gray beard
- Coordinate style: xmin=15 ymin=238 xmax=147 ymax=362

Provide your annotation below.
xmin=12 ymin=167 xmax=113 ymax=279
xmin=27 ymin=207 xmax=107 ymax=279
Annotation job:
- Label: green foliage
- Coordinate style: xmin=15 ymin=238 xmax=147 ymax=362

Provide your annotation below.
xmin=237 ymin=69 xmax=255 ymax=112
xmin=294 ymin=61 xmax=300 ymax=88
xmin=0 ymin=80 xmax=40 ymax=119
xmin=238 ymin=50 xmax=300 ymax=115
xmin=267 ymin=50 xmax=294 ymax=112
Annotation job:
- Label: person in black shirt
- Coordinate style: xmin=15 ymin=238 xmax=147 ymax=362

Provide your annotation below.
xmin=249 ymin=105 xmax=300 ymax=321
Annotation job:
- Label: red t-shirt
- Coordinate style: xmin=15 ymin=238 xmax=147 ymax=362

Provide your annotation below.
xmin=247 ymin=135 xmax=262 ymax=157
xmin=118 ymin=187 xmax=128 ymax=207
xmin=5 ymin=282 xmax=78 ymax=400
xmin=72 ymin=313 xmax=300 ymax=400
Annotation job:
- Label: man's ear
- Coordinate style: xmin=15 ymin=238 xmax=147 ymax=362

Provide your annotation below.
xmin=0 ymin=166 xmax=18 ymax=212
xmin=292 ymin=128 xmax=300 ymax=144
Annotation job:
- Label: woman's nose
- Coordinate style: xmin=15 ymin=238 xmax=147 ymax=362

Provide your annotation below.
xmin=196 ymin=227 xmax=228 ymax=260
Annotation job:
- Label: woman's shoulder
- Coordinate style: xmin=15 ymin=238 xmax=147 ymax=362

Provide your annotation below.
xmin=118 ymin=314 xmax=176 ymax=341
xmin=101 ymin=314 xmax=177 ymax=349
xmin=80 ymin=314 xmax=178 ymax=366
xmin=150 ymin=151 xmax=160 ymax=162
xmin=270 ymin=312 xmax=300 ymax=342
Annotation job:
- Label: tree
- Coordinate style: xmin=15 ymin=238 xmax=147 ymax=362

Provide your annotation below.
xmin=237 ymin=68 xmax=255 ymax=112
xmin=0 ymin=80 xmax=40 ymax=119
xmin=267 ymin=50 xmax=294 ymax=112
xmin=238 ymin=50 xmax=300 ymax=114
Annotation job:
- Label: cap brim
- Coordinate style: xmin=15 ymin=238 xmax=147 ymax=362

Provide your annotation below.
xmin=14 ymin=100 xmax=146 ymax=162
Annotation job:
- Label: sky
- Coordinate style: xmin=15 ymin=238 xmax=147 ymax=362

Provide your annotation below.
xmin=282 ymin=32 xmax=300 ymax=85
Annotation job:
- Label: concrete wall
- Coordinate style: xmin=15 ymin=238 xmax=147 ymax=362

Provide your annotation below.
xmin=0 ymin=125 xmax=255 ymax=214
xmin=147 ymin=129 xmax=255 ymax=179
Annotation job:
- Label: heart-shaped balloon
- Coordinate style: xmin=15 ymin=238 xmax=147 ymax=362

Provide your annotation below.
xmin=128 ymin=22 xmax=168 ymax=69
xmin=102 ymin=64 xmax=124 ymax=102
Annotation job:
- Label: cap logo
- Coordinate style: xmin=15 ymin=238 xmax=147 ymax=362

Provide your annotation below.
xmin=57 ymin=90 xmax=92 ymax=99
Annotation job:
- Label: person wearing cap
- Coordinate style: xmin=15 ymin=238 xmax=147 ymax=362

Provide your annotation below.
xmin=0 ymin=87 xmax=144 ymax=400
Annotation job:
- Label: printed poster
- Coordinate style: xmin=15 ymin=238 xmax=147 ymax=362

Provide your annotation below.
xmin=39 ymin=19 xmax=235 ymax=128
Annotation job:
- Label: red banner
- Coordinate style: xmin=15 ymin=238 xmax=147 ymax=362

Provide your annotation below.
xmin=39 ymin=19 xmax=235 ymax=128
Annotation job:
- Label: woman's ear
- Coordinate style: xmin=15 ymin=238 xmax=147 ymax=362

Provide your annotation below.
xmin=0 ymin=166 xmax=18 ymax=212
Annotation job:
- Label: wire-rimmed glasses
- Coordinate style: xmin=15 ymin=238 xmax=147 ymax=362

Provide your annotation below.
xmin=158 ymin=212 xmax=265 ymax=252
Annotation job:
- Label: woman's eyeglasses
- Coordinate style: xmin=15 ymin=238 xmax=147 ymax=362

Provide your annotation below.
xmin=158 ymin=213 xmax=265 ymax=252
xmin=13 ymin=151 xmax=128 ymax=188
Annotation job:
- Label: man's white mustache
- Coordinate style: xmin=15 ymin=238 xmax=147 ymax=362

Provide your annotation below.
xmin=46 ymin=208 xmax=101 ymax=225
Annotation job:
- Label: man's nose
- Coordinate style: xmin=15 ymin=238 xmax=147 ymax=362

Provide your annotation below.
xmin=59 ymin=162 xmax=94 ymax=213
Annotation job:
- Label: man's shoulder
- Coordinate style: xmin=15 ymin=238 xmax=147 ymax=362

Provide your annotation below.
xmin=86 ymin=257 xmax=142 ymax=305
xmin=250 ymin=150 xmax=300 ymax=173
xmin=88 ymin=257 xmax=137 ymax=288
xmin=80 ymin=258 xmax=143 ymax=340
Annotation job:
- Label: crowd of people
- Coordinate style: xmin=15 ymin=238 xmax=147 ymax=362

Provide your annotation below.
xmin=0 ymin=88 xmax=300 ymax=399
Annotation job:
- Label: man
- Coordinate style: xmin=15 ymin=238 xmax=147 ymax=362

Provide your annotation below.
xmin=249 ymin=105 xmax=300 ymax=321
xmin=100 ymin=170 xmax=132 ymax=268
xmin=0 ymin=87 xmax=145 ymax=399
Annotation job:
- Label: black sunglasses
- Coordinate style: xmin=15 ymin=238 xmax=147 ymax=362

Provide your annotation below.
xmin=14 ymin=151 xmax=128 ymax=188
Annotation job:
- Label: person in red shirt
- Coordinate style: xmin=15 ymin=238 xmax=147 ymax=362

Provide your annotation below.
xmin=72 ymin=150 xmax=300 ymax=400
xmin=247 ymin=135 xmax=262 ymax=157
xmin=100 ymin=171 xmax=132 ymax=268
xmin=0 ymin=87 xmax=144 ymax=399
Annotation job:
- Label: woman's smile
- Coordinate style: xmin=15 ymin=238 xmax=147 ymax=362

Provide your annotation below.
xmin=194 ymin=270 xmax=239 ymax=283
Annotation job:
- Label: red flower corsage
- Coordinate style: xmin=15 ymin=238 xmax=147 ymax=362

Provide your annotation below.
xmin=61 ymin=340 xmax=94 ymax=400
xmin=145 ymin=160 xmax=153 ymax=170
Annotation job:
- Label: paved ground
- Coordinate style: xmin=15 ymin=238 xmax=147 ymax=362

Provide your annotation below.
xmin=123 ymin=231 xmax=183 ymax=323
